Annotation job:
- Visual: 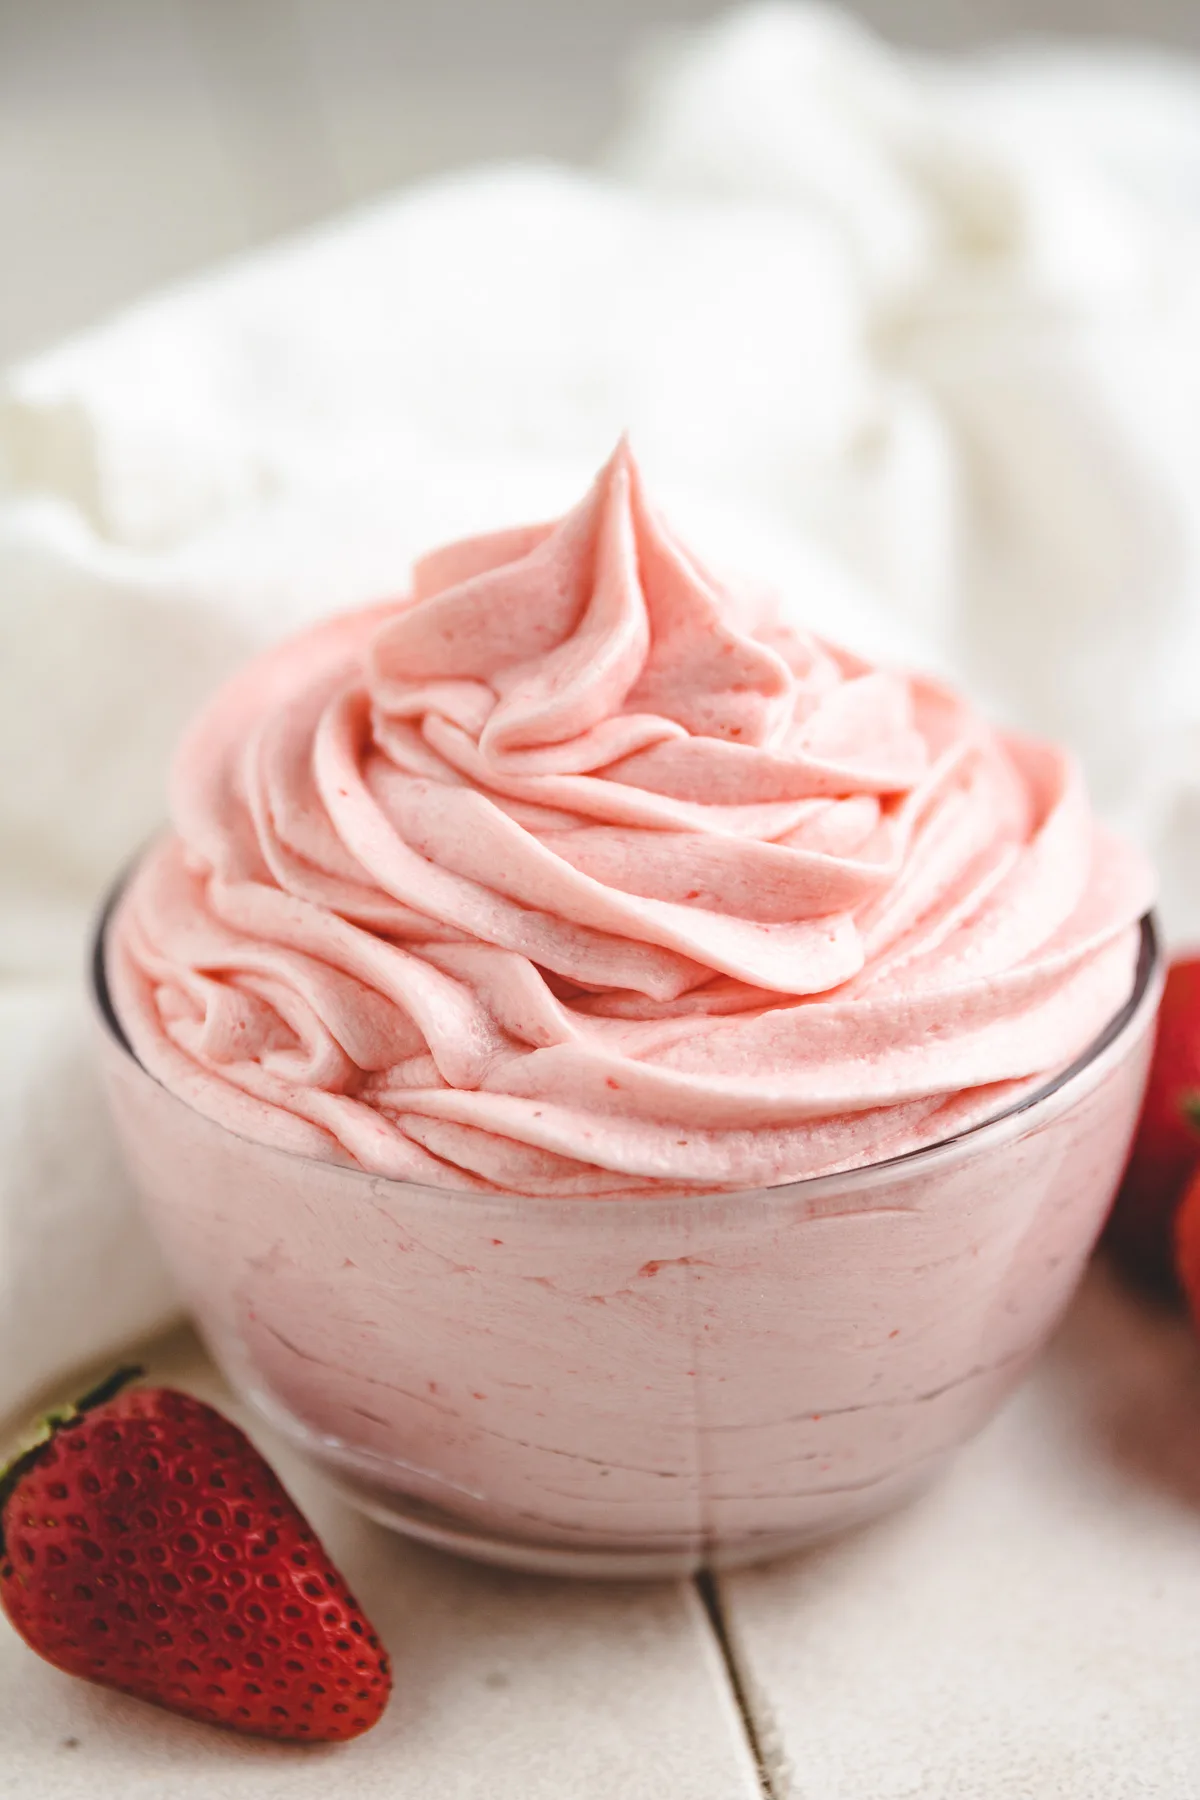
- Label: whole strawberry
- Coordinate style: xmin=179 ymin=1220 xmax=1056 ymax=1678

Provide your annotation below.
xmin=1105 ymin=955 xmax=1200 ymax=1294
xmin=0 ymin=1370 xmax=391 ymax=1741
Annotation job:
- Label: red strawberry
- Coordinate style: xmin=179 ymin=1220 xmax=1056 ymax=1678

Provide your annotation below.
xmin=0 ymin=1369 xmax=391 ymax=1742
xmin=1174 ymin=1152 xmax=1200 ymax=1327
xmin=1105 ymin=955 xmax=1200 ymax=1294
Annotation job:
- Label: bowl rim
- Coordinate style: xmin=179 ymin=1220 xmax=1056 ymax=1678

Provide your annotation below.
xmin=92 ymin=873 xmax=1163 ymax=1210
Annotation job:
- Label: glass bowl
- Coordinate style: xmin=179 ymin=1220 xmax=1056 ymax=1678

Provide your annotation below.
xmin=92 ymin=891 xmax=1161 ymax=1579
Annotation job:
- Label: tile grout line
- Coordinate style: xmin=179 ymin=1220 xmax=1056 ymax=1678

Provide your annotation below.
xmin=694 ymin=1568 xmax=780 ymax=1800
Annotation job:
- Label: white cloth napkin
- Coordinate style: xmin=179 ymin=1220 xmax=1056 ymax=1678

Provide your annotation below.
xmin=4 ymin=1 xmax=1200 ymax=1421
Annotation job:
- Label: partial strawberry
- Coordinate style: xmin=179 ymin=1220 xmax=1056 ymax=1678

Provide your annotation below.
xmin=0 ymin=1370 xmax=391 ymax=1742
xmin=1105 ymin=955 xmax=1200 ymax=1294
xmin=1174 ymin=1152 xmax=1200 ymax=1328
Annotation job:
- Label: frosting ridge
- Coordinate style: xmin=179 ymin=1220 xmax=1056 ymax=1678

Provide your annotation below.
xmin=109 ymin=441 xmax=1152 ymax=1193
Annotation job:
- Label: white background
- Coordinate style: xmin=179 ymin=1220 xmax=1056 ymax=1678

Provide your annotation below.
xmin=4 ymin=0 xmax=1200 ymax=363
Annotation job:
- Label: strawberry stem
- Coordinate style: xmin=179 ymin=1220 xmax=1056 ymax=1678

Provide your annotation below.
xmin=0 ymin=1365 xmax=143 ymax=1559
xmin=1184 ymin=1094 xmax=1200 ymax=1138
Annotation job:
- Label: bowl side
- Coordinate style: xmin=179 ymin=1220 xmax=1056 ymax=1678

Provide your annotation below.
xmin=93 ymin=918 xmax=1160 ymax=1574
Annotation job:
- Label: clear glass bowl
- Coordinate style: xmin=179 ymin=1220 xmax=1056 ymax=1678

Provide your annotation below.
xmin=92 ymin=896 xmax=1161 ymax=1578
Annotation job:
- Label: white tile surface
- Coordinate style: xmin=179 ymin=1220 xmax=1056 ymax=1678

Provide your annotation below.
xmin=0 ymin=1331 xmax=762 ymax=1798
xmin=717 ymin=1265 xmax=1200 ymax=1800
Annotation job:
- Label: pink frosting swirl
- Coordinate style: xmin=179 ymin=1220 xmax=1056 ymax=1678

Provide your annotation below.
xmin=109 ymin=442 xmax=1153 ymax=1195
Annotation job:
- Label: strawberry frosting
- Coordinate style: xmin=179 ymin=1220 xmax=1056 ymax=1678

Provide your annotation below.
xmin=108 ymin=442 xmax=1153 ymax=1196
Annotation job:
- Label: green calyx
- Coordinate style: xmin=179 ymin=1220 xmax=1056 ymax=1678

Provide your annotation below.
xmin=0 ymin=1365 xmax=143 ymax=1559
xmin=1184 ymin=1094 xmax=1200 ymax=1138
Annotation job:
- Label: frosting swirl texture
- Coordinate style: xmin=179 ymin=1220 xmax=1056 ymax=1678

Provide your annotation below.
xmin=109 ymin=443 xmax=1152 ymax=1193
